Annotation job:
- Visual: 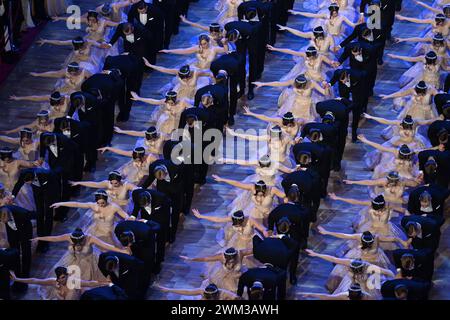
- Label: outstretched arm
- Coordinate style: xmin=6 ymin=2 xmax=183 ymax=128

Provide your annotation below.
xmin=317 ymin=226 xmax=361 ymax=240
xmin=394 ymin=36 xmax=430 ymax=44
xmin=114 ymin=126 xmax=145 ymax=137
xmin=142 ymin=59 xmax=179 ymax=75
xmin=37 ymin=38 xmax=72 ymax=47
xmin=30 ymin=69 xmax=65 ymax=78
xmin=89 ymin=236 xmax=129 ymax=254
xmin=179 ymin=15 xmax=209 ymax=32
xmin=0 ymin=135 xmax=20 ymax=145
xmin=192 ymin=208 xmax=231 ymax=223
xmin=363 ymin=113 xmax=400 ymax=125
xmin=218 ymin=158 xmax=259 ymax=166
xmin=242 ymin=106 xmax=282 ymax=125
xmin=98 ymin=146 xmax=133 ymax=158
xmin=3 ymin=121 xmax=37 ymax=134
xmin=395 ymin=15 xmax=433 ymax=25
xmin=50 ymin=201 xmax=95 ymax=210
xmin=225 ymin=127 xmax=269 ymax=141
xmin=328 ymin=193 xmax=371 ymax=206
xmin=267 ymin=45 xmax=305 ymax=58
xmin=342 ymin=16 xmax=356 ymax=28
xmin=182 ymin=253 xmax=222 ymax=262
xmin=212 ymin=174 xmax=254 ymax=191
xmin=33 ymin=234 xmax=71 ymax=243
xmin=277 ymin=24 xmax=313 ymax=39
xmin=300 ymin=292 xmax=348 ymax=300
xmin=414 ymin=0 xmax=441 ymax=14
xmin=252 ymin=79 xmax=293 ymax=89
xmin=160 ymin=46 xmax=198 ymax=55
xmin=289 ymin=10 xmax=327 ymax=19
xmin=130 ymin=91 xmax=165 ymax=105
xmin=157 ymin=285 xmax=203 ymax=296
xmin=357 ymin=134 xmax=397 ymax=154
xmin=9 ymin=94 xmax=51 ymax=102
xmin=305 ymin=249 xmax=352 ymax=266
xmin=387 ymin=53 xmax=423 ymax=63
xmin=70 ymin=180 xmax=108 ymax=189
xmin=343 ymin=178 xmax=385 ymax=186
xmin=11 ymin=273 xmax=55 ymax=286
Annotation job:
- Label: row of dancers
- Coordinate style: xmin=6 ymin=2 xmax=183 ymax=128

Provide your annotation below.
xmin=0 ymin=0 xmax=449 ymax=300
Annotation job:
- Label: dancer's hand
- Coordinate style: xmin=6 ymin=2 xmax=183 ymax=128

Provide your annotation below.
xmin=316 ymin=225 xmax=327 ymax=235
xmin=392 ymin=38 xmax=403 ymax=44
xmin=225 ymin=126 xmax=235 ymax=136
xmin=159 ymin=49 xmax=170 ymax=53
xmin=328 ymin=192 xmax=338 ymax=200
xmin=97 ymin=147 xmax=109 ymax=154
xmin=266 ymin=44 xmax=275 ymax=51
xmin=357 ymin=134 xmax=366 ymax=142
xmin=30 ymin=72 xmax=40 ymax=77
xmin=191 ymin=208 xmax=202 ymax=218
xmin=276 ymin=24 xmax=287 ymax=31
xmin=130 ymin=91 xmax=140 ymax=101
xmin=252 ymin=81 xmax=265 ymax=88
xmin=36 ymin=39 xmax=46 ymax=46
xmin=212 ymin=174 xmax=223 ymax=182
xmin=362 ymin=113 xmax=373 ymax=119
xmin=142 ymin=57 xmax=153 ymax=68
xmin=305 ymin=249 xmax=318 ymax=257
xmin=395 ymin=14 xmax=405 ymax=21
xmin=242 ymin=105 xmax=252 ymax=115
xmin=321 ymin=81 xmax=331 ymax=89
xmin=342 ymin=179 xmax=353 ymax=185
xmin=113 ymin=126 xmax=124 ymax=134
xmin=9 ymin=271 xmax=16 ymax=281
xmin=331 ymin=61 xmax=340 ymax=68
xmin=99 ymin=42 xmax=112 ymax=49
xmin=69 ymin=181 xmax=80 ymax=186
xmin=179 ymin=255 xmax=192 ymax=262
xmin=331 ymin=46 xmax=341 ymax=53
xmin=179 ymin=15 xmax=187 ymax=23
xmin=50 ymin=203 xmax=62 ymax=209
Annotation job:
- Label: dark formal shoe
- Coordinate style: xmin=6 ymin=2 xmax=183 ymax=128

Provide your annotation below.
xmin=247 ymin=91 xmax=255 ymax=100
xmin=227 ymin=116 xmax=235 ymax=126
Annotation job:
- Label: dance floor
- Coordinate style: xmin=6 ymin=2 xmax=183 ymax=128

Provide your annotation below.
xmin=0 ymin=0 xmax=449 ymax=300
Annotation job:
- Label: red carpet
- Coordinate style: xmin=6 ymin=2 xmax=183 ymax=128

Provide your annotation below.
xmin=0 ymin=22 xmax=47 ymax=88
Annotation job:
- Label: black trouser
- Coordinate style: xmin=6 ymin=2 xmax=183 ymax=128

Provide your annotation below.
xmin=444 ymin=73 xmax=450 ymax=93
xmin=34 ymin=190 xmax=54 ymax=246
xmin=160 ymin=8 xmax=176 ymax=49
xmin=100 ymin=98 xmax=116 ymax=147
xmin=32 ymin=0 xmax=48 ymax=20
xmin=351 ymin=102 xmax=364 ymax=141
xmin=278 ymin=0 xmax=295 ymax=26
xmin=228 ymin=76 xmax=239 ymax=117
xmin=7 ymin=229 xmax=32 ymax=289
xmin=167 ymin=191 xmax=184 ymax=243
xmin=247 ymin=48 xmax=258 ymax=94
xmin=135 ymin=248 xmax=154 ymax=295
xmin=334 ymin=124 xmax=349 ymax=169
xmin=182 ymin=165 xmax=195 ymax=215
xmin=0 ymin=269 xmax=11 ymax=300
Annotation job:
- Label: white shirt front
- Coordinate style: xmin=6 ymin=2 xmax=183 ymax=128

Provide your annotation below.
xmin=49 ymin=144 xmax=58 ymax=157
xmin=139 ymin=13 xmax=148 ymax=25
